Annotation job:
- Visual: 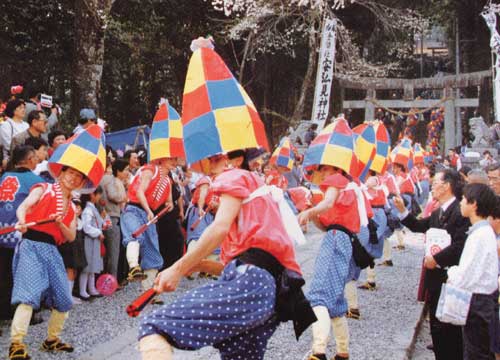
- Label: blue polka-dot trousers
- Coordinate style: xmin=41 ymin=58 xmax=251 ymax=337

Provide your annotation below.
xmin=121 ymin=205 xmax=163 ymax=271
xmin=307 ymin=229 xmax=353 ymax=318
xmin=11 ymin=239 xmax=72 ymax=312
xmin=139 ymin=260 xmax=278 ymax=360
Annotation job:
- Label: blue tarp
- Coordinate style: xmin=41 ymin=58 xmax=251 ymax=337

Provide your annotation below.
xmin=105 ymin=125 xmax=150 ymax=152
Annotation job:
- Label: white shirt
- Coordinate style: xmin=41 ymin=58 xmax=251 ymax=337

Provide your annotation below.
xmin=0 ymin=118 xmax=29 ymax=160
xmin=440 ymin=196 xmax=456 ymax=213
xmin=447 ymin=221 xmax=499 ymax=294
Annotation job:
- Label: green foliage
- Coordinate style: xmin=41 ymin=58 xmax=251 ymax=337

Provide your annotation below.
xmin=100 ymin=0 xmax=228 ymax=130
xmin=0 ymin=0 xmax=74 ymax=101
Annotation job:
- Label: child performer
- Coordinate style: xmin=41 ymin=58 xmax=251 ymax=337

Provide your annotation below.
xmin=121 ymin=157 xmax=173 ymax=292
xmin=8 ymin=124 xmax=106 ymax=360
xmin=392 ymin=162 xmax=416 ymax=250
xmin=265 ymin=162 xmax=289 ymax=189
xmin=379 ymin=168 xmax=400 ymax=266
xmin=358 ymin=172 xmax=389 ymax=290
xmin=299 ymin=165 xmax=368 ymax=360
xmin=184 ymin=158 xmax=222 ymax=261
xmin=9 ymin=167 xmax=83 ymax=359
xmin=138 ymin=154 xmax=313 ymax=360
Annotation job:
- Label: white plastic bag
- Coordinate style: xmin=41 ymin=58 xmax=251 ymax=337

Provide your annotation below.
xmin=435 ymin=283 xmax=472 ymax=326
xmin=242 ymin=185 xmax=307 ymax=246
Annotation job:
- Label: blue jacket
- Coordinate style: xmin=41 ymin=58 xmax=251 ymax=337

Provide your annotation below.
xmin=0 ymin=168 xmax=44 ymax=248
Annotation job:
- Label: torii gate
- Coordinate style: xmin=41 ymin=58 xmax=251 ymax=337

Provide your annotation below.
xmin=337 ymin=70 xmax=492 ymax=151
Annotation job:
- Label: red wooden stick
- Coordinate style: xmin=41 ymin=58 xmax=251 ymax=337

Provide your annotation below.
xmin=189 ymin=204 xmax=214 ymax=231
xmin=126 ymin=288 xmax=157 ymax=317
xmin=0 ymin=218 xmax=56 ymax=236
xmin=132 ymin=206 xmax=171 ymax=238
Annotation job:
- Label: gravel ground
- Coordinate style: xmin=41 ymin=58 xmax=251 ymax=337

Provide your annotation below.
xmin=0 ymin=228 xmax=426 ymax=360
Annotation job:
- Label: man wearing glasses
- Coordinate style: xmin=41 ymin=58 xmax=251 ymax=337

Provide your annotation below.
xmin=393 ymin=169 xmax=470 ymax=360
xmin=10 ymin=110 xmax=48 ymax=153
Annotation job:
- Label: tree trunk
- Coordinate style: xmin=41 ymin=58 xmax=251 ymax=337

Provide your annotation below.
xmin=239 ymin=32 xmax=253 ymax=84
xmin=72 ymin=0 xmax=114 ymax=117
xmin=291 ymin=21 xmax=318 ymax=124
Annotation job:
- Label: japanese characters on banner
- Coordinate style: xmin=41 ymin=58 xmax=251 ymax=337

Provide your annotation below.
xmin=311 ymin=17 xmax=337 ymax=131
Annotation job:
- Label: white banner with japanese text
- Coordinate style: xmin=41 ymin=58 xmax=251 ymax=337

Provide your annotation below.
xmin=311 ymin=18 xmax=337 ymax=130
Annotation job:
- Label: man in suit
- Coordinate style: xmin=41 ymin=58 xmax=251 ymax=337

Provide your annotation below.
xmin=394 ymin=168 xmax=470 ymax=360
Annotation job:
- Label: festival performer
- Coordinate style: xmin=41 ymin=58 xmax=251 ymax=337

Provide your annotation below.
xmin=390 ymin=138 xmax=416 ymax=251
xmin=354 ymin=121 xmax=392 ymax=289
xmin=392 ymin=162 xmax=413 ymax=250
xmin=265 ymin=137 xmax=295 ymax=190
xmin=121 ymin=149 xmax=173 ymax=291
xmin=341 ymin=122 xmax=378 ymax=320
xmin=265 ymin=164 xmax=288 ymax=189
xmin=121 ymin=99 xmax=176 ymax=287
xmin=344 ymin=185 xmax=374 ymax=321
xmin=149 ymin=100 xmax=185 ymax=270
xmin=285 ymin=186 xmax=313 ymax=214
xmin=416 ymin=163 xmax=430 ymax=206
xmin=299 ymin=116 xmax=368 ymax=360
xmin=137 ymin=37 xmax=314 ymax=360
xmin=184 ymin=169 xmax=220 ymax=264
xmin=186 ymin=149 xmax=255 ymax=264
xmin=246 ymin=148 xmax=266 ymax=176
xmin=342 ymin=121 xmax=383 ymax=299
xmin=8 ymin=125 xmax=106 ymax=360
xmin=413 ymin=143 xmax=429 ymax=206
xmin=377 ymin=168 xmax=399 ymax=266
xmin=227 ymin=149 xmax=247 ymax=169
xmin=354 ymin=173 xmax=390 ymax=290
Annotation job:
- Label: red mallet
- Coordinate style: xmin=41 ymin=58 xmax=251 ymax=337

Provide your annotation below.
xmin=96 ymin=274 xmax=118 ymax=296
xmin=126 ymin=288 xmax=157 ymax=317
xmin=132 ymin=206 xmax=171 ymax=238
xmin=190 ymin=204 xmax=215 ymax=231
xmin=0 ymin=218 xmax=55 ymax=236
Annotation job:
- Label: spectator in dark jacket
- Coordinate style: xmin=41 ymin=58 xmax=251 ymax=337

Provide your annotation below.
xmin=393 ymin=169 xmax=470 ymax=360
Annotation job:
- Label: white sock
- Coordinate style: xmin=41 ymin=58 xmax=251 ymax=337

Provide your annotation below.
xmin=79 ymin=273 xmax=90 ymax=298
xmin=311 ymin=306 xmax=331 ymax=354
xmin=88 ymin=273 xmax=99 ymax=296
xmin=126 ymin=241 xmax=140 ymax=268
